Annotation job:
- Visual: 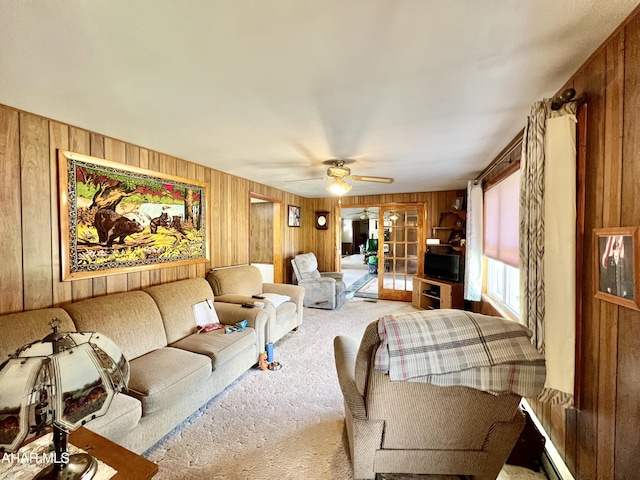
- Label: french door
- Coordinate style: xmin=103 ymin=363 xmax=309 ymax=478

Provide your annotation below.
xmin=377 ymin=205 xmax=423 ymax=301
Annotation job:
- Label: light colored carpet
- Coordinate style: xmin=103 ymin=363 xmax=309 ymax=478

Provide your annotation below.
xmin=144 ymin=298 xmax=547 ymax=480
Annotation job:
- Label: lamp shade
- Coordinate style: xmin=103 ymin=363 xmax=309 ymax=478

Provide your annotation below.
xmin=0 ymin=328 xmax=129 ymax=453
xmin=327 ymin=178 xmax=352 ymax=196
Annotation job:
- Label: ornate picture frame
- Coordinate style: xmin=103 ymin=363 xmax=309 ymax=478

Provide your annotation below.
xmin=593 ymin=226 xmax=639 ymax=311
xmin=288 ymin=205 xmax=301 ymax=227
xmin=58 ymin=151 xmax=209 ymax=281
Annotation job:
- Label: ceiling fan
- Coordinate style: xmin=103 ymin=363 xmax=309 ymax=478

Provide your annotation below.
xmin=289 ymin=159 xmax=394 ymax=196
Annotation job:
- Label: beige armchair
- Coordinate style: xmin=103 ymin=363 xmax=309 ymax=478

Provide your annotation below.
xmin=291 ymin=252 xmax=346 ymax=310
xmin=334 ymin=313 xmax=537 ymax=480
xmin=206 ymin=265 xmax=304 ymax=345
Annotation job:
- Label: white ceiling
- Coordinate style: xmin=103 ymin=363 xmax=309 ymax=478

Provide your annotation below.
xmin=1 ymin=1 xmax=638 ymax=198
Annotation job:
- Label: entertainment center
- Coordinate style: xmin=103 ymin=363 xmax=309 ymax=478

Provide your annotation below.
xmin=412 ymin=200 xmax=466 ymax=310
xmin=412 ymin=276 xmax=464 ymax=310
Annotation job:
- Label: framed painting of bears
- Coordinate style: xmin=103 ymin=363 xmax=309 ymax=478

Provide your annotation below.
xmin=58 ymin=150 xmax=209 ymax=281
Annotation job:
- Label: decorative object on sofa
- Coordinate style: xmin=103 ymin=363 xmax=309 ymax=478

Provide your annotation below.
xmin=287 ymin=205 xmax=301 ymax=227
xmin=291 ymin=252 xmax=346 ymax=310
xmin=315 ymin=211 xmax=329 ymax=230
xmin=58 ymin=151 xmax=209 ymax=281
xmin=594 ymin=227 xmax=639 ymax=311
xmin=0 ymin=319 xmax=129 ymax=480
xmin=333 ymin=310 xmax=546 ymax=479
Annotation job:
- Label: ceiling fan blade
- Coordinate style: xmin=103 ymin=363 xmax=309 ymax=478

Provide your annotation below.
xmin=351 ymin=175 xmax=394 ymax=184
xmin=284 ymin=177 xmax=326 ymax=183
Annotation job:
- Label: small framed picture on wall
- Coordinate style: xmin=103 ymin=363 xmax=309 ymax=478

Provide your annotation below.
xmin=288 ymin=205 xmax=301 ymax=227
xmin=593 ymin=226 xmax=640 ymax=311
xmin=450 ymin=196 xmax=465 ymax=212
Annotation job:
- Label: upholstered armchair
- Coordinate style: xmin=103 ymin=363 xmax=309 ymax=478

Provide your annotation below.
xmin=291 ymin=252 xmax=346 ymax=310
xmin=334 ymin=311 xmax=545 ymax=480
xmin=206 ymin=265 xmax=304 ymax=345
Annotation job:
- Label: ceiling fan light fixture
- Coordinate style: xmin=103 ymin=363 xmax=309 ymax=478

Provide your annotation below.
xmin=327 ymin=178 xmax=352 ymax=196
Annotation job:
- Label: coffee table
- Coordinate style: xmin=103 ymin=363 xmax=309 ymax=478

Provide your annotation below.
xmin=69 ymin=427 xmax=158 ymax=479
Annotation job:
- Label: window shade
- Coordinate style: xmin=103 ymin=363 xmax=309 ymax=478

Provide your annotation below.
xmin=484 ymin=170 xmax=520 ymax=268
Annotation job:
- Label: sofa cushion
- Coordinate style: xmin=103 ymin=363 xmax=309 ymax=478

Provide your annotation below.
xmin=0 ymin=308 xmax=76 ymax=360
xmin=171 ymin=328 xmax=257 ymax=370
xmin=127 ymin=347 xmax=211 ymax=416
xmin=84 ymin=392 xmax=142 ymax=442
xmin=206 ymin=265 xmax=263 ymax=297
xmin=64 ymin=291 xmax=167 ymax=361
xmin=144 ymin=278 xmax=218 ymax=344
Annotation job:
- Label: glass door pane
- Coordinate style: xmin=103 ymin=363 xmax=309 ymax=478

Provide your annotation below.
xmin=378 ymin=206 xmax=424 ymax=301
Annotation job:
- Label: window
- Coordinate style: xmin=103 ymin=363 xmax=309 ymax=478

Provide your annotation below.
xmin=486 ymin=257 xmax=520 ymax=317
xmin=484 ymin=169 xmax=520 ymax=318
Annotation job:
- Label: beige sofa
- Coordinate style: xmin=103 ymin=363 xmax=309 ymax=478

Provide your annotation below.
xmin=0 ymin=278 xmax=269 ymax=454
xmin=206 ymin=265 xmax=304 ymax=345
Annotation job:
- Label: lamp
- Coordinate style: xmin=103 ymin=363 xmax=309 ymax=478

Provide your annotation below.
xmin=0 ymin=319 xmax=129 ymax=479
xmin=327 ymin=178 xmax=352 ymax=196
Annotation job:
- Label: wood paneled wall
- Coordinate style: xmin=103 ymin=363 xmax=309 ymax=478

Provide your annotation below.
xmin=481 ymin=7 xmax=640 ymax=479
xmin=0 ymin=103 xmax=312 ymax=314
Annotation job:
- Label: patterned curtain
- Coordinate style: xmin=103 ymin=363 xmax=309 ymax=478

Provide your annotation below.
xmin=519 ymin=100 xmax=577 ymax=407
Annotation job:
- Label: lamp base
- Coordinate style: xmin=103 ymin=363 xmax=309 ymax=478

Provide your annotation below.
xmin=33 ymin=453 xmax=98 ymax=480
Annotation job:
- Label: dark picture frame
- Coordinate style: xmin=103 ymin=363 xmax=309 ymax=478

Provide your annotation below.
xmin=58 ymin=150 xmax=209 ymax=281
xmin=593 ymin=226 xmax=640 ymax=311
xmin=288 ymin=205 xmax=301 ymax=227
xmin=450 ymin=196 xmax=465 ymax=212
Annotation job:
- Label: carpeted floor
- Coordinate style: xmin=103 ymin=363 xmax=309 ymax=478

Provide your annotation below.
xmin=144 ymin=298 xmax=547 ymax=480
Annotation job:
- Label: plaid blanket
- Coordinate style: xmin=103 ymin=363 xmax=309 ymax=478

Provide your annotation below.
xmin=374 ymin=309 xmax=546 ymax=397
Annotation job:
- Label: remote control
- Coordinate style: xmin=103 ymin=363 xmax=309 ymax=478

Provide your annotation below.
xmin=252 ymin=295 xmax=265 ymax=299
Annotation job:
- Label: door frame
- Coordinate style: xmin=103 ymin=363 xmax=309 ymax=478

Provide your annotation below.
xmin=335 ymin=202 xmax=426 ymax=299
xmin=377 ymin=204 xmax=425 ymax=301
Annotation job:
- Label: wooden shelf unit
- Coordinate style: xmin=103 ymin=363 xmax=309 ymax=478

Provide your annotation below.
xmin=430 ymin=210 xmax=466 ymax=254
xmin=412 ymin=275 xmax=464 ymax=310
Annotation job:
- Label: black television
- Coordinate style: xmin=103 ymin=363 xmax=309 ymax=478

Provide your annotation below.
xmin=424 ymin=252 xmax=462 ymax=282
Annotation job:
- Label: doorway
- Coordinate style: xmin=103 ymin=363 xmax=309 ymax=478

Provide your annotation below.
xmin=337 ymin=203 xmax=424 ymax=301
xmin=250 ymin=193 xmax=283 ymax=283
xmin=339 ymin=206 xmax=379 ymax=298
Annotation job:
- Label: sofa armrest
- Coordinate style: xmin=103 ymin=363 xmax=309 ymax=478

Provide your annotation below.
xmin=214 ymin=294 xmax=256 ymax=305
xmin=263 ymin=283 xmax=305 ymax=326
xmin=299 ymin=278 xmax=337 ymax=308
xmin=334 ymin=336 xmax=367 ymax=420
xmin=320 ymin=272 xmax=344 ymax=281
xmin=214 ymin=302 xmax=269 ymax=355
xmin=480 ymin=410 xmax=527 ymax=480
xmin=263 ymin=283 xmax=303 ymax=303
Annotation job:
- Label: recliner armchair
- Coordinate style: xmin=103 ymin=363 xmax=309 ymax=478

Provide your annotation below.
xmin=291 ymin=252 xmax=346 ymax=310
xmin=333 ymin=312 xmax=541 ymax=480
xmin=206 ymin=265 xmax=304 ymax=345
